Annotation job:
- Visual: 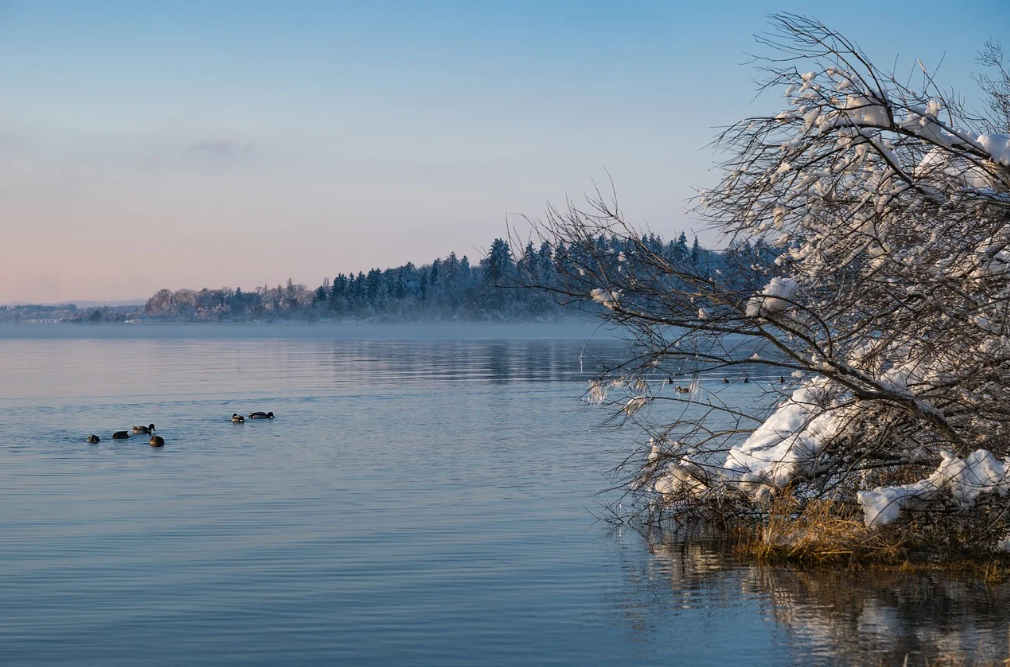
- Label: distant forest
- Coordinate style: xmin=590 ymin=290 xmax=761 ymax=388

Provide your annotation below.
xmin=141 ymin=234 xmax=779 ymax=322
xmin=0 ymin=303 xmax=140 ymax=324
xmin=1 ymin=234 xmax=780 ymax=323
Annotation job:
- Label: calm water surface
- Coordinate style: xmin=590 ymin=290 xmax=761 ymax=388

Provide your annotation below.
xmin=2 ymin=326 xmax=1010 ymax=666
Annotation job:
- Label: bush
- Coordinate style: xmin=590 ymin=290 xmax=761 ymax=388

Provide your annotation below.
xmin=527 ymin=14 xmax=1010 ymax=557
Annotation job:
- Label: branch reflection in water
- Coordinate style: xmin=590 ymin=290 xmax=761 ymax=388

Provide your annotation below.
xmin=619 ymin=528 xmax=1010 ymax=665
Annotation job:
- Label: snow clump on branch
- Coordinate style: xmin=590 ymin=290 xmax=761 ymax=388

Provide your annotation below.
xmin=527 ymin=15 xmax=1010 ymax=553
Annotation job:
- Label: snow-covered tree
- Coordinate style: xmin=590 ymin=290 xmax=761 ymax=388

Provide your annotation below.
xmin=527 ymin=15 xmax=1010 ymax=553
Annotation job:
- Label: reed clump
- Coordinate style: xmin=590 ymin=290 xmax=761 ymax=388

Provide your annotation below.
xmin=722 ymin=494 xmax=1010 ymax=582
xmin=732 ymin=496 xmax=905 ymax=565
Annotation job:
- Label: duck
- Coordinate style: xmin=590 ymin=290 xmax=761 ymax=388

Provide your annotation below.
xmin=743 ymin=377 xmax=750 ymax=384
xmin=248 ymin=411 xmax=274 ymax=419
xmin=780 ymin=376 xmax=786 ymax=384
xmin=87 ymin=434 xmax=100 ymax=444
xmin=133 ymin=424 xmax=156 ymax=434
xmin=112 ymin=431 xmax=130 ymax=439
xmin=150 ymin=435 xmax=165 ymax=447
xmin=675 ymin=385 xmax=691 ymax=394
xmin=231 ymin=413 xmax=245 ymax=423
xmin=722 ymin=377 xmax=730 ymax=384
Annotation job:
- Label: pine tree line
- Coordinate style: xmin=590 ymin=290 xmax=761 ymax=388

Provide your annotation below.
xmin=142 ymin=234 xmax=779 ymax=322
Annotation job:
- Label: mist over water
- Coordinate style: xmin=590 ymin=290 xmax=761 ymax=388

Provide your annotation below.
xmin=2 ymin=328 xmax=1009 ymax=666
xmin=0 ymin=322 xmax=616 ymax=341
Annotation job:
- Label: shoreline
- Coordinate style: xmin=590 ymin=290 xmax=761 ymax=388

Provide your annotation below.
xmin=0 ymin=321 xmax=622 ymax=340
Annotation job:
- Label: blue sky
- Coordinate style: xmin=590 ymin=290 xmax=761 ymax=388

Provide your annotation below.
xmin=1 ymin=0 xmax=1007 ymax=301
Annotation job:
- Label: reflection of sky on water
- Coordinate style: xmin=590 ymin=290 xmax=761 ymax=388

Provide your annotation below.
xmin=1 ymin=331 xmax=1007 ymax=666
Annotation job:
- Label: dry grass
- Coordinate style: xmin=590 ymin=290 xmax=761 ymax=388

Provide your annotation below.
xmin=916 ymin=655 xmax=1010 ymax=667
xmin=887 ymin=559 xmax=1010 ymax=586
xmin=732 ymin=496 xmax=906 ymax=565
xmin=725 ymin=496 xmax=1010 ymax=585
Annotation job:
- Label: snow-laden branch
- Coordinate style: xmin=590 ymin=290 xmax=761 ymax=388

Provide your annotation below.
xmin=522 ymin=14 xmax=1010 ymax=553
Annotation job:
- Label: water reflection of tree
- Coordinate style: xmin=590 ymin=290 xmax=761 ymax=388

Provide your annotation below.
xmin=321 ymin=339 xmax=627 ymax=387
xmin=631 ymin=531 xmax=1010 ymax=665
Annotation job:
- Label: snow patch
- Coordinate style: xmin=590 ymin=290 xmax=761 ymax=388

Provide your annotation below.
xmin=915 ymin=148 xmax=999 ymax=190
xmin=652 ymin=381 xmax=846 ymax=504
xmin=978 ymin=133 xmax=1010 ymax=167
xmin=623 ymin=396 xmax=648 ymax=416
xmin=842 ymin=94 xmax=890 ymax=127
xmin=858 ymin=449 xmax=1010 ymax=528
xmin=591 ymin=288 xmax=622 ymax=310
xmin=721 ymin=383 xmax=841 ymax=502
xmin=746 ymin=277 xmax=799 ymax=317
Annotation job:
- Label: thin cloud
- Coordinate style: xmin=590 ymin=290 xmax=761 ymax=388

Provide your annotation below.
xmin=190 ymin=139 xmax=256 ymax=159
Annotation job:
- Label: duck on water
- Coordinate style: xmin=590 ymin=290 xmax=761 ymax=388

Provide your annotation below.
xmin=90 ymin=431 xmax=164 ymax=446
xmin=133 ymin=424 xmax=156 ymax=434
xmin=248 ymin=412 xmax=274 ymax=419
xmin=232 ymin=413 xmax=245 ymax=423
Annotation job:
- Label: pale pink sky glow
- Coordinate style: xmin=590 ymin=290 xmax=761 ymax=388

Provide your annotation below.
xmin=1 ymin=0 xmax=1002 ymax=303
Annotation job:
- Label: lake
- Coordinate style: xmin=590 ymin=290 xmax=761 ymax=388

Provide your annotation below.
xmin=2 ymin=324 xmax=1010 ymax=666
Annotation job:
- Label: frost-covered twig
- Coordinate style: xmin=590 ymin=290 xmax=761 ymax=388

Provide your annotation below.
xmin=520 ymin=15 xmax=1010 ymax=553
